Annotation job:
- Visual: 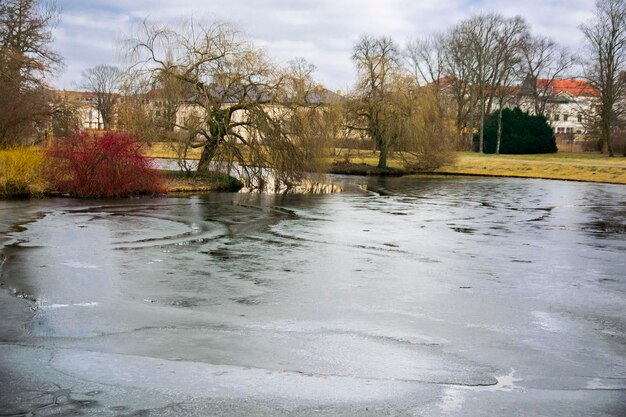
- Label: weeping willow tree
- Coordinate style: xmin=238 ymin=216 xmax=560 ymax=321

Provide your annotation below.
xmin=348 ymin=35 xmax=455 ymax=169
xmin=391 ymin=81 xmax=457 ymax=170
xmin=128 ymin=19 xmax=338 ymax=191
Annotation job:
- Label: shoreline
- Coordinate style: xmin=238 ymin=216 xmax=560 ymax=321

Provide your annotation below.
xmin=323 ymin=153 xmax=626 ymax=185
xmin=147 ymin=151 xmax=626 ymax=186
xmin=2 ymin=153 xmax=625 ymax=200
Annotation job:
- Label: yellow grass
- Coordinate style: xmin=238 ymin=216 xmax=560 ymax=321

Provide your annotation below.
xmin=434 ymin=152 xmax=626 ymax=184
xmin=327 ymin=149 xmax=626 ymax=184
xmin=143 ymin=142 xmax=203 ymax=160
xmin=454 ymin=151 xmax=626 ymax=165
xmin=144 ymin=142 xmax=626 ymax=185
xmin=0 ymin=147 xmax=46 ymax=197
xmin=326 ymin=148 xmax=406 ymax=170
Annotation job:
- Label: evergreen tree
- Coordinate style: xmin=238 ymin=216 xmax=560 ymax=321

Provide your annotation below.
xmin=482 ymin=107 xmax=557 ymax=154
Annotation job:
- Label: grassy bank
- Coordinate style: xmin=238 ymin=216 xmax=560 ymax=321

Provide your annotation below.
xmin=4 ymin=146 xmax=622 ymax=199
xmin=432 ymin=152 xmax=626 ymax=184
xmin=0 ymin=147 xmax=237 ymax=198
xmin=325 ymin=150 xmax=626 ymax=184
xmin=162 ymin=170 xmax=242 ymax=193
xmin=144 ymin=144 xmax=626 ymax=185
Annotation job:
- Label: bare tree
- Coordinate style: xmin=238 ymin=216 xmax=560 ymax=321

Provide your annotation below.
xmin=521 ymin=35 xmax=576 ymax=117
xmin=581 ymin=0 xmax=626 ymax=156
xmin=348 ymin=35 xmax=454 ymax=169
xmin=452 ymin=14 xmax=502 ymax=153
xmin=406 ymin=33 xmax=470 ymax=149
xmin=406 ymin=34 xmax=445 ymax=86
xmin=0 ymin=0 xmax=61 ymax=145
xmin=128 ymin=19 xmax=332 ymax=190
xmin=0 ymin=0 xmax=61 ymax=86
xmin=392 ymin=80 xmax=456 ymax=169
xmin=285 ymin=57 xmax=317 ymax=102
xmin=349 ymin=35 xmax=401 ymax=168
xmin=441 ymin=31 xmax=480 ymax=148
xmin=490 ymin=16 xmax=529 ymax=154
xmin=441 ymin=14 xmax=531 ymax=153
xmin=81 ymin=65 xmax=122 ymax=129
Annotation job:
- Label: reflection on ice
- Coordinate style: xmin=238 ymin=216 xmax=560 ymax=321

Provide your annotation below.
xmin=62 ymin=260 xmax=99 ymax=269
xmin=44 ymin=302 xmax=100 ymax=309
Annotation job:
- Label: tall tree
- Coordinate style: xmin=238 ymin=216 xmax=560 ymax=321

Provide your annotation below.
xmin=490 ymin=16 xmax=528 ymax=154
xmin=349 ymin=35 xmax=454 ymax=169
xmin=406 ymin=34 xmax=445 ymax=86
xmin=81 ymin=65 xmax=122 ymax=129
xmin=441 ymin=30 xmax=480 ymax=149
xmin=453 ymin=14 xmax=501 ymax=153
xmin=407 ymin=34 xmax=470 ymax=149
xmin=349 ymin=35 xmax=401 ymax=168
xmin=128 ymin=19 xmax=333 ymax=190
xmin=521 ymin=36 xmax=576 ymax=117
xmin=580 ymin=0 xmax=626 ymax=156
xmin=0 ymin=0 xmax=61 ymax=145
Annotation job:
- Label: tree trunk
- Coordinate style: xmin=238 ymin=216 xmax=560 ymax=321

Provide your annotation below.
xmin=478 ymin=97 xmax=485 ymax=153
xmin=378 ymin=141 xmax=388 ymax=169
xmin=600 ymin=112 xmax=614 ymax=157
xmin=496 ymin=105 xmax=504 ymax=155
xmin=468 ymin=99 xmax=476 ymax=151
xmin=197 ymin=138 xmax=220 ymax=173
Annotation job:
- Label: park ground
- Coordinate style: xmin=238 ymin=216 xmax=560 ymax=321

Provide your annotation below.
xmin=2 ymin=147 xmax=625 ymax=199
xmin=143 ymin=144 xmax=626 ymax=186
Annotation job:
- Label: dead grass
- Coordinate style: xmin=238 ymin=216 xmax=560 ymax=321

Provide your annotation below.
xmin=143 ymin=142 xmax=202 ymax=160
xmin=144 ymin=143 xmax=626 ymax=185
xmin=434 ymin=153 xmax=626 ymax=184
xmin=162 ymin=170 xmax=242 ymax=193
xmin=454 ymin=151 xmax=626 ymax=165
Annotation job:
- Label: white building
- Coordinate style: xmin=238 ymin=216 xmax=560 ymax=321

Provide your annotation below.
xmin=519 ymin=79 xmax=599 ymax=152
xmin=51 ymin=90 xmax=105 ymax=130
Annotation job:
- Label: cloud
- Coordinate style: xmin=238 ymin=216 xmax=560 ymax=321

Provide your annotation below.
xmin=50 ymin=0 xmax=596 ymax=90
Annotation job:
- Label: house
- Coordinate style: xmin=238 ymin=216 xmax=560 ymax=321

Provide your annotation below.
xmin=518 ymin=79 xmax=600 ymax=152
xmin=50 ymin=90 xmax=105 ymax=130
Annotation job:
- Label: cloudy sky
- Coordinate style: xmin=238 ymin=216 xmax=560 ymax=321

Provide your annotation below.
xmin=52 ymin=0 xmax=595 ymax=91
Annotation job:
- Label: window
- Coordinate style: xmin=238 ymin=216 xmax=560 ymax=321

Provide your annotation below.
xmin=554 ymin=114 xmax=560 ymax=121
xmin=578 ymin=114 xmax=583 ymax=122
xmin=563 ymin=114 xmax=569 ymax=121
xmin=566 ymin=127 xmax=574 ymax=133
xmin=557 ymin=127 xmax=564 ymax=133
xmin=155 ymin=110 xmax=161 ymax=117
xmin=576 ymin=130 xmax=582 ymax=134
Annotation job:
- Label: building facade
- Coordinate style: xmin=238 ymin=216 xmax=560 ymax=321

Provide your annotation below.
xmin=518 ymin=79 xmax=599 ymax=152
xmin=51 ymin=90 xmax=105 ymax=130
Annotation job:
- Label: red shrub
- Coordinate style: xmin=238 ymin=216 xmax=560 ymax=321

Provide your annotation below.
xmin=45 ymin=131 xmax=164 ymax=198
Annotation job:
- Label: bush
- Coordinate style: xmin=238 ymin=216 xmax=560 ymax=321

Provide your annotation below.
xmin=0 ymin=147 xmax=45 ymax=198
xmin=482 ymin=108 xmax=557 ymax=154
xmin=45 ymin=131 xmax=164 ymax=198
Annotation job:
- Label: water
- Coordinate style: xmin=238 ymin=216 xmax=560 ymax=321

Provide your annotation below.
xmin=0 ymin=175 xmax=625 ymax=416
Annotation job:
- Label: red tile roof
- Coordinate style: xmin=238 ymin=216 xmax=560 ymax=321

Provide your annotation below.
xmin=537 ymin=79 xmax=599 ymax=97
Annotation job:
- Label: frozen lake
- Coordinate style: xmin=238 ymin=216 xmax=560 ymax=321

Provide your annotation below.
xmin=1 ymin=175 xmax=625 ymax=416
